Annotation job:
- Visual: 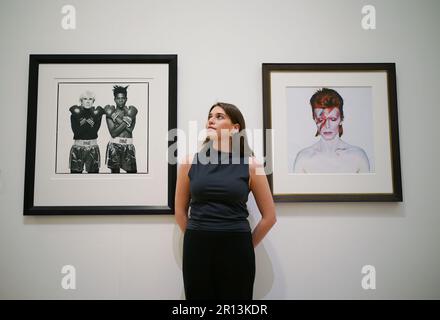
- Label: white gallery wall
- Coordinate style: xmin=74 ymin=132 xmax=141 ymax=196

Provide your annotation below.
xmin=1 ymin=0 xmax=439 ymax=299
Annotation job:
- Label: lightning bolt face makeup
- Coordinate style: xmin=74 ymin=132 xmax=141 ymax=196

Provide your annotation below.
xmin=313 ymin=107 xmax=342 ymax=141
xmin=310 ymin=88 xmax=345 ymax=139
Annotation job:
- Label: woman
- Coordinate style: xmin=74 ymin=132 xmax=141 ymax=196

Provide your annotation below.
xmin=175 ymin=102 xmax=276 ymax=300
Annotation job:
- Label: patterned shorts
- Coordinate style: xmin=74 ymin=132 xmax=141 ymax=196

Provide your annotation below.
xmin=69 ymin=144 xmax=100 ymax=173
xmin=105 ymin=142 xmax=137 ymax=173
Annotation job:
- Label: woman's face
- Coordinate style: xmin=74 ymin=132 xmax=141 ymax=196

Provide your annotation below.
xmin=206 ymin=106 xmax=237 ymax=140
xmin=313 ymin=107 xmax=342 ymax=140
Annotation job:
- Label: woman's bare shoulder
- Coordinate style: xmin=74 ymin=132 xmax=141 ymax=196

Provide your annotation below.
xmin=248 ymin=156 xmax=266 ymax=176
xmin=179 ymin=153 xmax=197 ymax=166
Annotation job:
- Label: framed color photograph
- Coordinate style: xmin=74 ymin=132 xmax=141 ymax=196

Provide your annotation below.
xmin=262 ymin=63 xmax=402 ymax=202
xmin=24 ymin=54 xmax=177 ymax=214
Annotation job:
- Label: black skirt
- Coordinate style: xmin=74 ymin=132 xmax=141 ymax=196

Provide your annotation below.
xmin=183 ymin=229 xmax=255 ymax=300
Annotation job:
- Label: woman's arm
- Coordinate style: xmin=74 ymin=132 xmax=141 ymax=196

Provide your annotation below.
xmin=174 ymin=155 xmax=193 ymax=232
xmin=249 ymin=157 xmax=277 ymax=248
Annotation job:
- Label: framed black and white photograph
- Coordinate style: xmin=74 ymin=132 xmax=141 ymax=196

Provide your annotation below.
xmin=262 ymin=63 xmax=402 ymax=202
xmin=24 ymin=54 xmax=177 ymax=214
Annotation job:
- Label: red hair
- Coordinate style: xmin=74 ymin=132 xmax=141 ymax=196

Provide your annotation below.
xmin=310 ymin=88 xmax=344 ymax=137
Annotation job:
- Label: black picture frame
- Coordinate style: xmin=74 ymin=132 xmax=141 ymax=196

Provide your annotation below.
xmin=24 ymin=54 xmax=177 ymax=215
xmin=262 ymin=63 xmax=402 ymax=202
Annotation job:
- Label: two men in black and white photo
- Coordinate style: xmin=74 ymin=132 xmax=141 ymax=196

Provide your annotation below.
xmin=68 ymin=85 xmax=138 ymax=173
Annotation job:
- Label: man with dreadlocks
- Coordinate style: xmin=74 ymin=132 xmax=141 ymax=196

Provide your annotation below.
xmin=293 ymin=88 xmax=370 ymax=173
xmin=69 ymin=90 xmax=105 ymax=173
xmin=104 ymin=85 xmax=138 ymax=173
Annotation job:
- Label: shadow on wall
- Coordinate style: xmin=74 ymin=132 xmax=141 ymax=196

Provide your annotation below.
xmin=247 ymin=195 xmax=277 ymax=299
xmin=172 ymin=224 xmax=185 ymax=300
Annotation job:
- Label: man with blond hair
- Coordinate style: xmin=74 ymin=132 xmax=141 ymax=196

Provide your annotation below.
xmin=69 ymin=90 xmax=105 ymax=173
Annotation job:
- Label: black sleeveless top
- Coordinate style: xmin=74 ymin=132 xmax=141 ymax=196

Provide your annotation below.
xmin=187 ymin=149 xmax=251 ymax=232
